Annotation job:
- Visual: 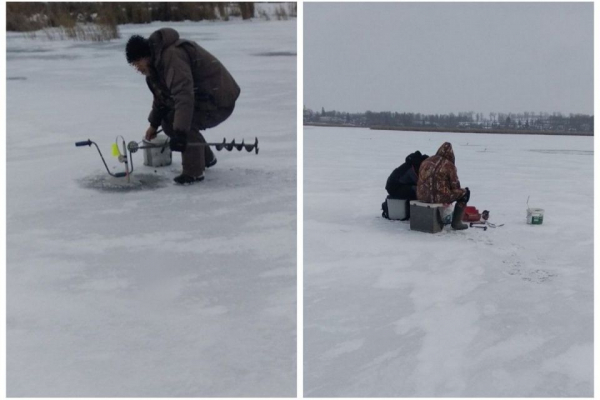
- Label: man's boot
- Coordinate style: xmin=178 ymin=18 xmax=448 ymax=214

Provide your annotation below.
xmin=451 ymin=201 xmax=469 ymax=230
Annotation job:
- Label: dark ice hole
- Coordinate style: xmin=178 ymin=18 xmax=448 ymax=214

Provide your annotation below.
xmin=78 ymin=173 xmax=169 ymax=192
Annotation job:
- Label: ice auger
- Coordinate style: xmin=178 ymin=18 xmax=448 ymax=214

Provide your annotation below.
xmin=126 ymin=137 xmax=259 ymax=154
xmin=75 ymin=133 xmax=259 ymax=180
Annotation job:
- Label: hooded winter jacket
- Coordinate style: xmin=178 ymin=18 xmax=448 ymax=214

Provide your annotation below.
xmin=145 ymin=28 xmax=241 ymax=132
xmin=386 ymin=151 xmax=426 ymax=199
xmin=417 ymin=142 xmax=466 ymax=203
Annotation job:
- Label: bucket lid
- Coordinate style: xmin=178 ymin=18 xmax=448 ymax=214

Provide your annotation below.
xmin=143 ymin=134 xmax=169 ymax=145
xmin=528 ymin=208 xmax=544 ymax=213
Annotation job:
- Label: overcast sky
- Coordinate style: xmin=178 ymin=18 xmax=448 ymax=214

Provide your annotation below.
xmin=304 ymin=2 xmax=593 ymax=115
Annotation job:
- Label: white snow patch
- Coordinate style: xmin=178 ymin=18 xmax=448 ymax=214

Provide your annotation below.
xmin=7 ymin=20 xmax=296 ymax=397
xmin=304 ymin=126 xmax=593 ymax=397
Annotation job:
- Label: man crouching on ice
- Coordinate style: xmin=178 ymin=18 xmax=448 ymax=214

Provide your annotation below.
xmin=126 ymin=28 xmax=241 ymax=185
xmin=417 ymin=142 xmax=471 ymax=230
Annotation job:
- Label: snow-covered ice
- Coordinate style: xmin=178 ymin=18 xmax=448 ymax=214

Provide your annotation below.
xmin=7 ymin=20 xmax=296 ymax=397
xmin=303 ymin=126 xmax=593 ymax=397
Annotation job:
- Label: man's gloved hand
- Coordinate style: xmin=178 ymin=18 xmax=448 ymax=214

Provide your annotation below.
xmin=169 ymin=133 xmax=187 ymax=152
xmin=145 ymin=126 xmax=158 ymax=141
xmin=462 ymin=187 xmax=471 ymax=203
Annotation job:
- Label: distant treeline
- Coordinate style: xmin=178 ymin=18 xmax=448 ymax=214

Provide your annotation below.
xmin=6 ymin=2 xmax=297 ymax=41
xmin=7 ymin=2 xmax=297 ymax=40
xmin=7 ymin=3 xmax=257 ymax=30
xmin=304 ymin=107 xmax=594 ymax=135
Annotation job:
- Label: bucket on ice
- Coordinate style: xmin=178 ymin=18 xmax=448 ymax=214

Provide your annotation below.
xmin=143 ymin=134 xmax=172 ymax=167
xmin=526 ymin=208 xmax=544 ymax=225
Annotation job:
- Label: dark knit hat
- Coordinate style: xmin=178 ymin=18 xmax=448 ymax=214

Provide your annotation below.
xmin=125 ymin=35 xmax=151 ymax=64
xmin=406 ymin=151 xmax=422 ymax=165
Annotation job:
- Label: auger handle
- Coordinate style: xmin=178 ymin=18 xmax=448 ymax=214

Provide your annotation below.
xmin=75 ymin=140 xmax=92 ymax=147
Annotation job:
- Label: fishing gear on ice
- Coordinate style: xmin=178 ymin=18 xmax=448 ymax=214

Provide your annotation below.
xmin=126 ymin=137 xmax=259 ymax=154
xmin=75 ymin=133 xmax=259 ymax=180
xmin=75 ymin=136 xmax=133 ymax=181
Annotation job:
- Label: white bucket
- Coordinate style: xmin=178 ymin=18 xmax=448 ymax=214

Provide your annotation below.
xmin=526 ymin=208 xmax=544 ymax=225
xmin=386 ymin=198 xmax=408 ymax=220
xmin=440 ymin=204 xmax=454 ymax=225
xmin=143 ymin=134 xmax=172 ymax=167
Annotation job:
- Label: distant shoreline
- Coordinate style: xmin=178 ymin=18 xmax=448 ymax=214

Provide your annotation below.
xmin=304 ymin=123 xmax=593 ymax=137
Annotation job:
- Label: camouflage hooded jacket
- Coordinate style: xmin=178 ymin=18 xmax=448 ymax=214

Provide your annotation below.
xmin=416 ymin=142 xmax=466 ymax=203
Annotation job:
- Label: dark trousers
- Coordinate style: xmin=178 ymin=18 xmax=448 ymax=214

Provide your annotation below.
xmin=161 ymin=105 xmax=235 ymax=176
xmin=387 ymin=184 xmax=417 ymax=201
xmin=161 ymin=118 xmax=214 ymax=177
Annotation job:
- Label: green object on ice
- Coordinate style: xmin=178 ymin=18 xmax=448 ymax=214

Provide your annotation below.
xmin=111 ymin=143 xmax=120 ymax=157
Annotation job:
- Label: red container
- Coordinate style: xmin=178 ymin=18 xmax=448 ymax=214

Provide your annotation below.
xmin=463 ymin=206 xmax=481 ymax=222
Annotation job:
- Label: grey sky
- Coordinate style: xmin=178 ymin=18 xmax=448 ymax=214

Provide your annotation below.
xmin=304 ymin=2 xmax=593 ymax=115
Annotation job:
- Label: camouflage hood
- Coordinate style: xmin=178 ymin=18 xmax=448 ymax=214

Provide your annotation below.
xmin=416 ymin=142 xmax=464 ymax=203
xmin=435 ymin=142 xmax=455 ymax=165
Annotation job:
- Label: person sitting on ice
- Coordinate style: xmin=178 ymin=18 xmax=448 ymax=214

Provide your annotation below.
xmin=385 ymin=150 xmax=429 ymax=200
xmin=125 ymin=28 xmax=241 ymax=185
xmin=417 ymin=142 xmax=470 ymax=230
xmin=381 ymin=151 xmax=428 ymax=220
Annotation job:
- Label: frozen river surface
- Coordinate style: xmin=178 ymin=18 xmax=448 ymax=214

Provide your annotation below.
xmin=304 ymin=126 xmax=593 ymax=397
xmin=7 ymin=20 xmax=296 ymax=397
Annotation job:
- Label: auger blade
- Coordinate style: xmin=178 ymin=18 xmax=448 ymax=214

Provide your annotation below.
xmin=225 ymin=139 xmax=235 ymax=151
xmin=235 ymin=140 xmax=244 ymax=151
xmin=215 ymin=138 xmax=226 ymax=151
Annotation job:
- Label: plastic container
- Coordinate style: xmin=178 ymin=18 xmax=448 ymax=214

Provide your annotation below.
xmin=440 ymin=204 xmax=454 ymax=225
xmin=386 ymin=197 xmax=408 ymax=220
xmin=143 ymin=134 xmax=172 ymax=167
xmin=526 ymin=208 xmax=544 ymax=225
xmin=463 ymin=206 xmax=481 ymax=222
xmin=410 ymin=201 xmax=444 ymax=233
